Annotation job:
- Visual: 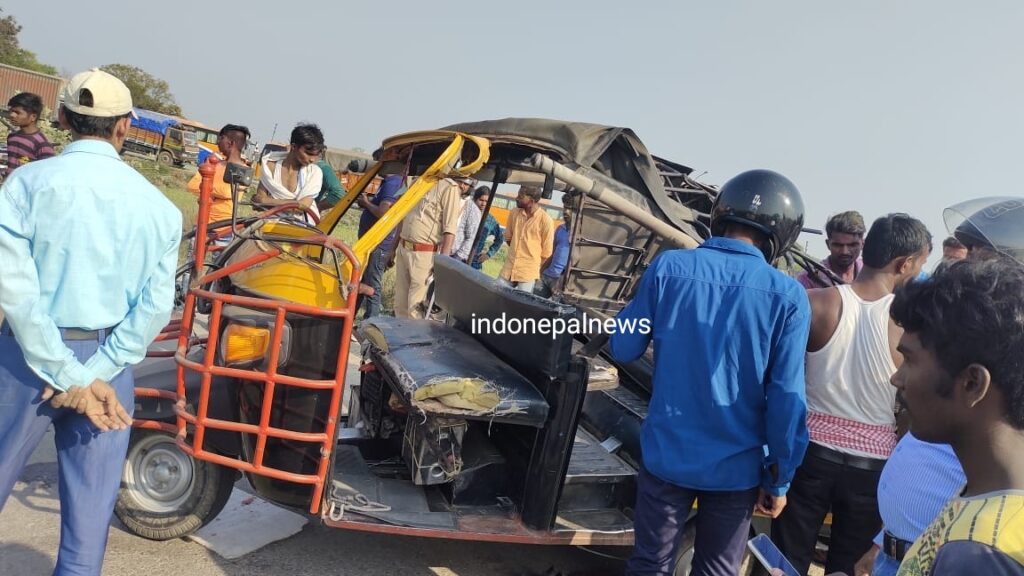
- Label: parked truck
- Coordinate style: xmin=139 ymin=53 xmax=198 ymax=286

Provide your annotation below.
xmin=124 ymin=108 xmax=200 ymax=166
xmin=0 ymin=63 xmax=64 ymax=121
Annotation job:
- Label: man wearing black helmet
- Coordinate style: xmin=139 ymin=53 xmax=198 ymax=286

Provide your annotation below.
xmin=610 ymin=170 xmax=811 ymax=576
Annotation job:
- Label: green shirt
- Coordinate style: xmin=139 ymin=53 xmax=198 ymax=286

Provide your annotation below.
xmin=315 ymin=159 xmax=346 ymax=207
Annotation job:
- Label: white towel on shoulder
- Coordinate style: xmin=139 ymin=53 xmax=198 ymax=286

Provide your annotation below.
xmin=259 ymin=151 xmax=322 ymax=220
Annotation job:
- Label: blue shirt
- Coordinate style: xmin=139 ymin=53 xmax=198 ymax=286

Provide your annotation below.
xmin=0 ymin=139 xmax=182 ymax=392
xmin=874 ymin=432 xmax=965 ymax=546
xmin=609 ymin=237 xmax=811 ymax=495
xmin=358 ymin=175 xmax=403 ymax=252
xmin=471 ymin=214 xmax=504 ymax=269
xmin=478 ymin=214 xmax=504 ymax=257
xmin=542 ymin=223 xmax=570 ymax=278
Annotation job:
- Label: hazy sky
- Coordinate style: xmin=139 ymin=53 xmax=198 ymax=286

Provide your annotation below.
xmin=12 ymin=1 xmax=1024 ymax=260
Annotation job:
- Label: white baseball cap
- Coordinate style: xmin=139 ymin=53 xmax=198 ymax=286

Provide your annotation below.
xmin=61 ymin=68 xmax=136 ymax=118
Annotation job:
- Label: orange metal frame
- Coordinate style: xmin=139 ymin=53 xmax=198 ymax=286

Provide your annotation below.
xmin=136 ymin=157 xmax=361 ymax=515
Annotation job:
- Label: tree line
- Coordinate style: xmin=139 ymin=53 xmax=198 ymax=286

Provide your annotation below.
xmin=0 ymin=8 xmax=183 ymax=116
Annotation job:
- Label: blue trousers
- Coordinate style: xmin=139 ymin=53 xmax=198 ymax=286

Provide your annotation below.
xmin=626 ymin=465 xmax=758 ymax=576
xmin=872 ymin=549 xmax=901 ymax=576
xmin=0 ymin=332 xmax=134 ymax=576
xmin=357 ymin=246 xmax=388 ymax=319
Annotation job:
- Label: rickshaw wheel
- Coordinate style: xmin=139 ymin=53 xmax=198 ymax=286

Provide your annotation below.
xmin=115 ymin=429 xmax=235 ymax=541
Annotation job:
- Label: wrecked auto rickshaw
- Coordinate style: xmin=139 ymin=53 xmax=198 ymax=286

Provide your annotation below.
xmin=123 ymin=118 xmax=834 ymax=572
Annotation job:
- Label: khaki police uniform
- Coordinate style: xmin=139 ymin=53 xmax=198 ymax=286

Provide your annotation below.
xmin=393 ymin=178 xmax=462 ymax=318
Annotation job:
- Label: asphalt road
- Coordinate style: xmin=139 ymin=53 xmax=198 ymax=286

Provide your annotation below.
xmin=0 ymin=448 xmax=625 ymax=576
xmin=0 ymin=345 xmax=627 ymax=576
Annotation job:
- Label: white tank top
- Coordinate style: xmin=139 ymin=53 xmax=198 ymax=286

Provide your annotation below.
xmin=805 ymin=284 xmax=899 ymax=458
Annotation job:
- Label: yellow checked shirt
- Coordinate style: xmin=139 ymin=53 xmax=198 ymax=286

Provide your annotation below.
xmin=401 ymin=178 xmax=462 ymax=245
xmin=897 ymin=492 xmax=1024 ymax=575
xmin=500 ymin=206 xmax=554 ymax=282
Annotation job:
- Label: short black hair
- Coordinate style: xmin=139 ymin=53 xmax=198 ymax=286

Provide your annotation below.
xmin=862 ymin=213 xmax=933 ymax=269
xmin=891 ymin=257 xmax=1024 ymax=428
xmin=826 ymin=211 xmax=866 ymax=237
xmin=942 ymin=236 xmax=965 ymax=250
xmin=518 ymin=185 xmax=542 ymax=201
xmin=8 ymin=92 xmax=43 ymax=117
xmin=290 ymin=123 xmax=324 ymax=150
xmin=472 ymin=186 xmax=491 ymax=201
xmin=61 ymin=89 xmax=130 ymax=138
xmin=219 ymin=123 xmax=250 ymax=148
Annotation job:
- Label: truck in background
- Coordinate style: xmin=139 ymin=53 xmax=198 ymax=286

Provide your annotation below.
xmin=178 ymin=119 xmax=223 ymax=165
xmin=125 ymin=108 xmax=200 ymax=167
xmin=0 ymin=63 xmax=65 ymax=121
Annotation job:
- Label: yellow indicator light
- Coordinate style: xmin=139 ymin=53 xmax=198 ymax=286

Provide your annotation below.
xmin=223 ymin=324 xmax=270 ymax=364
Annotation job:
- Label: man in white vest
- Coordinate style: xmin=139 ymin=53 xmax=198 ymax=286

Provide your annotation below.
xmin=771 ymin=213 xmax=932 ymax=576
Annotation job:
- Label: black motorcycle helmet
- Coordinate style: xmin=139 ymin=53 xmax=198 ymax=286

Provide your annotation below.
xmin=710 ymin=169 xmax=805 ymax=262
xmin=944 ymin=196 xmax=1024 ymax=265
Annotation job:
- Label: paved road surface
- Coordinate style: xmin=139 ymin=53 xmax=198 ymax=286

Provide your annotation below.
xmin=0 ymin=346 xmax=626 ymax=576
xmin=0 ymin=441 xmax=625 ymax=576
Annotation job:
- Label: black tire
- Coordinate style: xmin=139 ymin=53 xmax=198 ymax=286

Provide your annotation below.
xmin=157 ymin=150 xmax=174 ymax=166
xmin=115 ymin=429 xmax=235 ymax=540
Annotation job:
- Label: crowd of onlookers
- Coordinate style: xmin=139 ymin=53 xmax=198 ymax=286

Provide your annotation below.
xmin=611 ymin=168 xmax=1024 ymax=576
xmin=1 ymin=91 xmax=577 ymax=324
xmin=4 ymin=79 xmax=1023 ymax=576
xmin=382 ymin=177 xmax=573 ymax=319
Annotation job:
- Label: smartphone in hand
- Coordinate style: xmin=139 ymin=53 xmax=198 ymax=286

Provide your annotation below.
xmin=747 ymin=534 xmax=800 ymax=576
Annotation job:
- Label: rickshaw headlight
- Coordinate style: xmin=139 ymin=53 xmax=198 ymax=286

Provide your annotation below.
xmin=223 ymin=324 xmax=270 ymax=364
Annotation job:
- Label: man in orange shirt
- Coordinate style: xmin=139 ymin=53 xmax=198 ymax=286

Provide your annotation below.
xmin=186 ymin=123 xmax=250 ymax=236
xmin=499 ymin=185 xmax=554 ymax=292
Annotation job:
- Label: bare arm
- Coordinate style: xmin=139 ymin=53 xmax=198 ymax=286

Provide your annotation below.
xmin=806 ymin=287 xmax=841 ymax=352
xmin=357 ymin=194 xmax=395 ymax=220
xmin=253 ymin=184 xmax=313 ymax=208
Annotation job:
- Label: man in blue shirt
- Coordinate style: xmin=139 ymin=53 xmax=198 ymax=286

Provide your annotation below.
xmin=534 ymin=193 xmax=573 ymax=298
xmin=356 ymin=174 xmax=403 ymax=318
xmin=611 ymin=170 xmax=811 ymax=576
xmin=0 ymin=68 xmax=182 ymax=575
xmin=470 ymin=186 xmax=504 ymax=270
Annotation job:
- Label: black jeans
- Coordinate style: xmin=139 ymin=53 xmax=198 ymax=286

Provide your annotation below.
xmin=626 ymin=465 xmax=758 ymax=576
xmin=770 ymin=446 xmax=884 ymax=576
xmin=533 ymin=274 xmax=558 ymax=299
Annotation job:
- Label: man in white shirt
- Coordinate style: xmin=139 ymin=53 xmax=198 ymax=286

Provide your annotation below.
xmin=254 ymin=123 xmax=324 ymax=222
xmin=452 ymin=189 xmax=482 ymax=262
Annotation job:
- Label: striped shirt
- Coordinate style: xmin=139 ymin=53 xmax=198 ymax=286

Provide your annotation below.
xmin=453 ymin=200 xmax=482 ymax=260
xmin=875 ymin=432 xmax=965 ymax=545
xmin=5 ymin=130 xmax=56 ymax=176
